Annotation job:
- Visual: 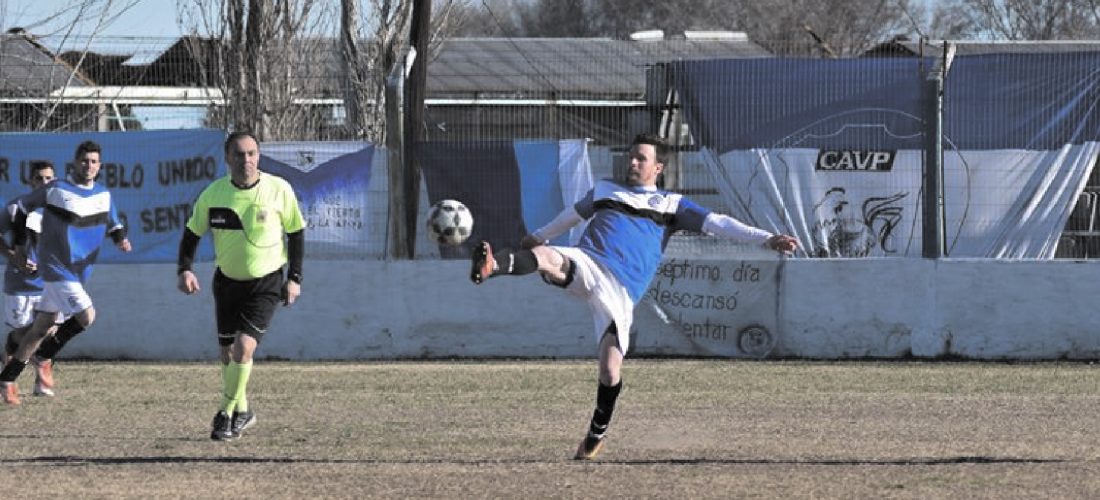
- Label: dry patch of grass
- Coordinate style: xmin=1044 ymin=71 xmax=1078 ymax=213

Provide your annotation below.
xmin=4 ymin=360 xmax=1100 ymax=498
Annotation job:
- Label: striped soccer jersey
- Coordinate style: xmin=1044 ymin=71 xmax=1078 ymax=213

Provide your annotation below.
xmin=573 ymin=179 xmax=711 ymax=303
xmin=17 ymin=179 xmax=124 ymax=284
xmin=0 ymin=202 xmax=43 ymax=295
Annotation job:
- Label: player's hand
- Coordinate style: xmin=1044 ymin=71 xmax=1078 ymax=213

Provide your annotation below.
xmin=178 ymin=270 xmax=200 ymax=295
xmin=117 ymin=238 xmax=132 ymax=252
xmin=766 ymin=234 xmax=799 ymax=255
xmin=520 ymin=234 xmax=546 ymax=250
xmin=282 ymin=280 xmax=300 ymax=306
xmin=12 ymin=248 xmax=34 ymax=273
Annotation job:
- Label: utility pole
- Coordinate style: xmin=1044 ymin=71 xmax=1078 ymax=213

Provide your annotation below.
xmin=400 ymin=0 xmax=431 ymax=259
xmin=922 ymin=41 xmax=953 ymax=259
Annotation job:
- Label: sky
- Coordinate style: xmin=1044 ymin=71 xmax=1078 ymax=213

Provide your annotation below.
xmin=3 ymin=0 xmax=187 ymax=40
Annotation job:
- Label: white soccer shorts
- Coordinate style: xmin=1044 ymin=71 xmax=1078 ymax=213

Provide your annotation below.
xmin=551 ymin=246 xmax=636 ymax=356
xmin=38 ymin=280 xmax=93 ymax=317
xmin=4 ymin=294 xmax=43 ymax=329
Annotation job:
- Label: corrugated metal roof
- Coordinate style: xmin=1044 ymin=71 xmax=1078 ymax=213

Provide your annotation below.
xmin=427 ymin=37 xmax=771 ymax=98
xmin=0 ymin=34 xmax=90 ymax=94
xmin=1 ymin=34 xmax=772 ymax=100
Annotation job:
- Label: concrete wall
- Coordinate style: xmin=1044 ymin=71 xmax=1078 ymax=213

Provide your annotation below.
xmin=67 ymin=258 xmax=1100 ymax=361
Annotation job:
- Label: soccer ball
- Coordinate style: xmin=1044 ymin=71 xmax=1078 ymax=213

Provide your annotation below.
xmin=426 ymin=199 xmax=474 ymax=246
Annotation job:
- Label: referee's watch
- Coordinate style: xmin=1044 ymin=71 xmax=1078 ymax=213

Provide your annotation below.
xmin=287 ymin=272 xmax=303 ymax=284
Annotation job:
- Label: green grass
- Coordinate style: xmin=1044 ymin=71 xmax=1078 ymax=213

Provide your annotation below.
xmin=4 ymin=360 xmax=1100 ymax=498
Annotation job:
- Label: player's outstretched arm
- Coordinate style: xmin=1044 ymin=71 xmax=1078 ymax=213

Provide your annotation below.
xmin=524 ymin=206 xmax=585 ymax=249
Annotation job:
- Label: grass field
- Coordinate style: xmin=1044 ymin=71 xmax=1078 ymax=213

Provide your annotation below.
xmin=3 ymin=360 xmax=1100 ymax=499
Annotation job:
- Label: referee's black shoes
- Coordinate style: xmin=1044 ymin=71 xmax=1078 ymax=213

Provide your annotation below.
xmin=210 ymin=410 xmax=238 ymax=441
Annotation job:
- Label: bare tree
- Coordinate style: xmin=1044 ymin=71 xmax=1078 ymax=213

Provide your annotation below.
xmin=448 ymin=0 xmax=519 ymax=36
xmin=178 ymin=0 xmax=460 ymax=141
xmin=456 ymin=0 xmax=913 ymax=56
xmin=929 ymin=0 xmax=1100 ymax=39
xmin=733 ymin=0 xmax=915 ymax=56
xmin=338 ymin=0 xmax=415 ymax=142
xmin=178 ymin=0 xmax=336 ymax=140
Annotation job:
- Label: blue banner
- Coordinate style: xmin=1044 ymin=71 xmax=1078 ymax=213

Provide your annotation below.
xmin=0 ymin=129 xmax=225 ymax=263
xmin=258 ymin=143 xmax=374 ymax=255
xmin=421 ymin=139 xmax=593 ymax=258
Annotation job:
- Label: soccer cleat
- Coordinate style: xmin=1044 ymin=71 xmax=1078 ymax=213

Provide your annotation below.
xmin=31 ymin=356 xmax=55 ymax=397
xmin=210 ymin=411 xmax=239 ymax=441
xmin=470 ymin=240 xmax=496 ymax=284
xmin=231 ymin=410 xmax=256 ymax=435
xmin=573 ymin=432 xmax=606 ymax=460
xmin=1 ymin=382 xmax=20 ymax=406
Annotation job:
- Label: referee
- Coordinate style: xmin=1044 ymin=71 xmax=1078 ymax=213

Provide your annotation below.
xmin=176 ymin=131 xmax=305 ymax=441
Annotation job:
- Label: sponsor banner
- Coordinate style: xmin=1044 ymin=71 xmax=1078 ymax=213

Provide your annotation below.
xmin=258 ymin=142 xmax=374 ymax=253
xmin=0 ymin=132 xmax=377 ymax=262
xmin=670 ymin=54 xmax=1100 ymax=258
xmin=0 ymin=129 xmax=224 ymax=263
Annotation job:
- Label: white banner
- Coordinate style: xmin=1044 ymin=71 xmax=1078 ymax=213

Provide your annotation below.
xmin=705 ymin=144 xmax=1099 ymax=258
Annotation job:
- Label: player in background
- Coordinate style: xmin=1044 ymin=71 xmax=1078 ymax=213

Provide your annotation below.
xmin=176 ymin=131 xmax=305 ymax=441
xmin=0 ymin=160 xmax=59 ymax=398
xmin=470 ymin=134 xmax=799 ymax=460
xmin=0 ymin=141 xmax=132 ymax=405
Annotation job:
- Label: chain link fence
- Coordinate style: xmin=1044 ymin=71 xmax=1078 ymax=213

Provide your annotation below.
xmin=2 ymin=33 xmax=1099 ymax=259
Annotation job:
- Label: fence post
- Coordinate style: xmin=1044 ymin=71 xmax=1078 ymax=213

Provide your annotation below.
xmin=386 ymin=54 xmax=408 ymax=260
xmin=400 ymin=0 xmax=432 ymax=260
xmin=922 ymin=44 xmax=949 ymax=259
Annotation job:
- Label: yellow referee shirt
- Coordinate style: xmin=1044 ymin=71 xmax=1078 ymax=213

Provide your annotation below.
xmin=186 ymin=173 xmax=305 ymax=281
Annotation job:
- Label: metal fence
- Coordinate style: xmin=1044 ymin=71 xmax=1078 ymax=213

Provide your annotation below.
xmin=3 ymin=34 xmax=1100 ymax=259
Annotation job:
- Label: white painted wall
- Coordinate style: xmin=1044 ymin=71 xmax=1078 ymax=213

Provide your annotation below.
xmin=64 ymin=258 xmax=1100 ymax=361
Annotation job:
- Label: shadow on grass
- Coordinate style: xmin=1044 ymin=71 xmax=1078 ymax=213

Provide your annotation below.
xmin=0 ymin=455 xmax=1070 ymax=466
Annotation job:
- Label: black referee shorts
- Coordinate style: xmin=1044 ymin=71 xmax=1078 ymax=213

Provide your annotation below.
xmin=212 ymin=267 xmax=284 ymax=346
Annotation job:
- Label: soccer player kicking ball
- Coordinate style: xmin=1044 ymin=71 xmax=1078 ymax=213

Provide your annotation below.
xmin=0 ymin=141 xmax=132 ymax=405
xmin=470 ymin=134 xmax=798 ymax=460
xmin=176 ymin=131 xmax=305 ymax=441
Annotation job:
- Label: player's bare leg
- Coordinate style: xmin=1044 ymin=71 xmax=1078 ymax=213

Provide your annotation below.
xmin=0 ymin=311 xmax=64 ymax=404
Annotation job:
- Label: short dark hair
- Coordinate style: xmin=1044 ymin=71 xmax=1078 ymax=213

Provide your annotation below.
xmin=632 ymin=133 xmax=669 ymax=164
xmin=224 ymin=131 xmax=258 ymax=152
xmin=74 ymin=140 xmax=101 ymax=159
xmin=29 ymin=160 xmax=54 ymax=173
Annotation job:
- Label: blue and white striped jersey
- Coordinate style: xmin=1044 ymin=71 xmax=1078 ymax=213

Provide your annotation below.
xmin=574 ymin=179 xmax=710 ymax=302
xmin=17 ymin=179 xmax=123 ymax=283
xmin=0 ymin=201 xmax=43 ymax=295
